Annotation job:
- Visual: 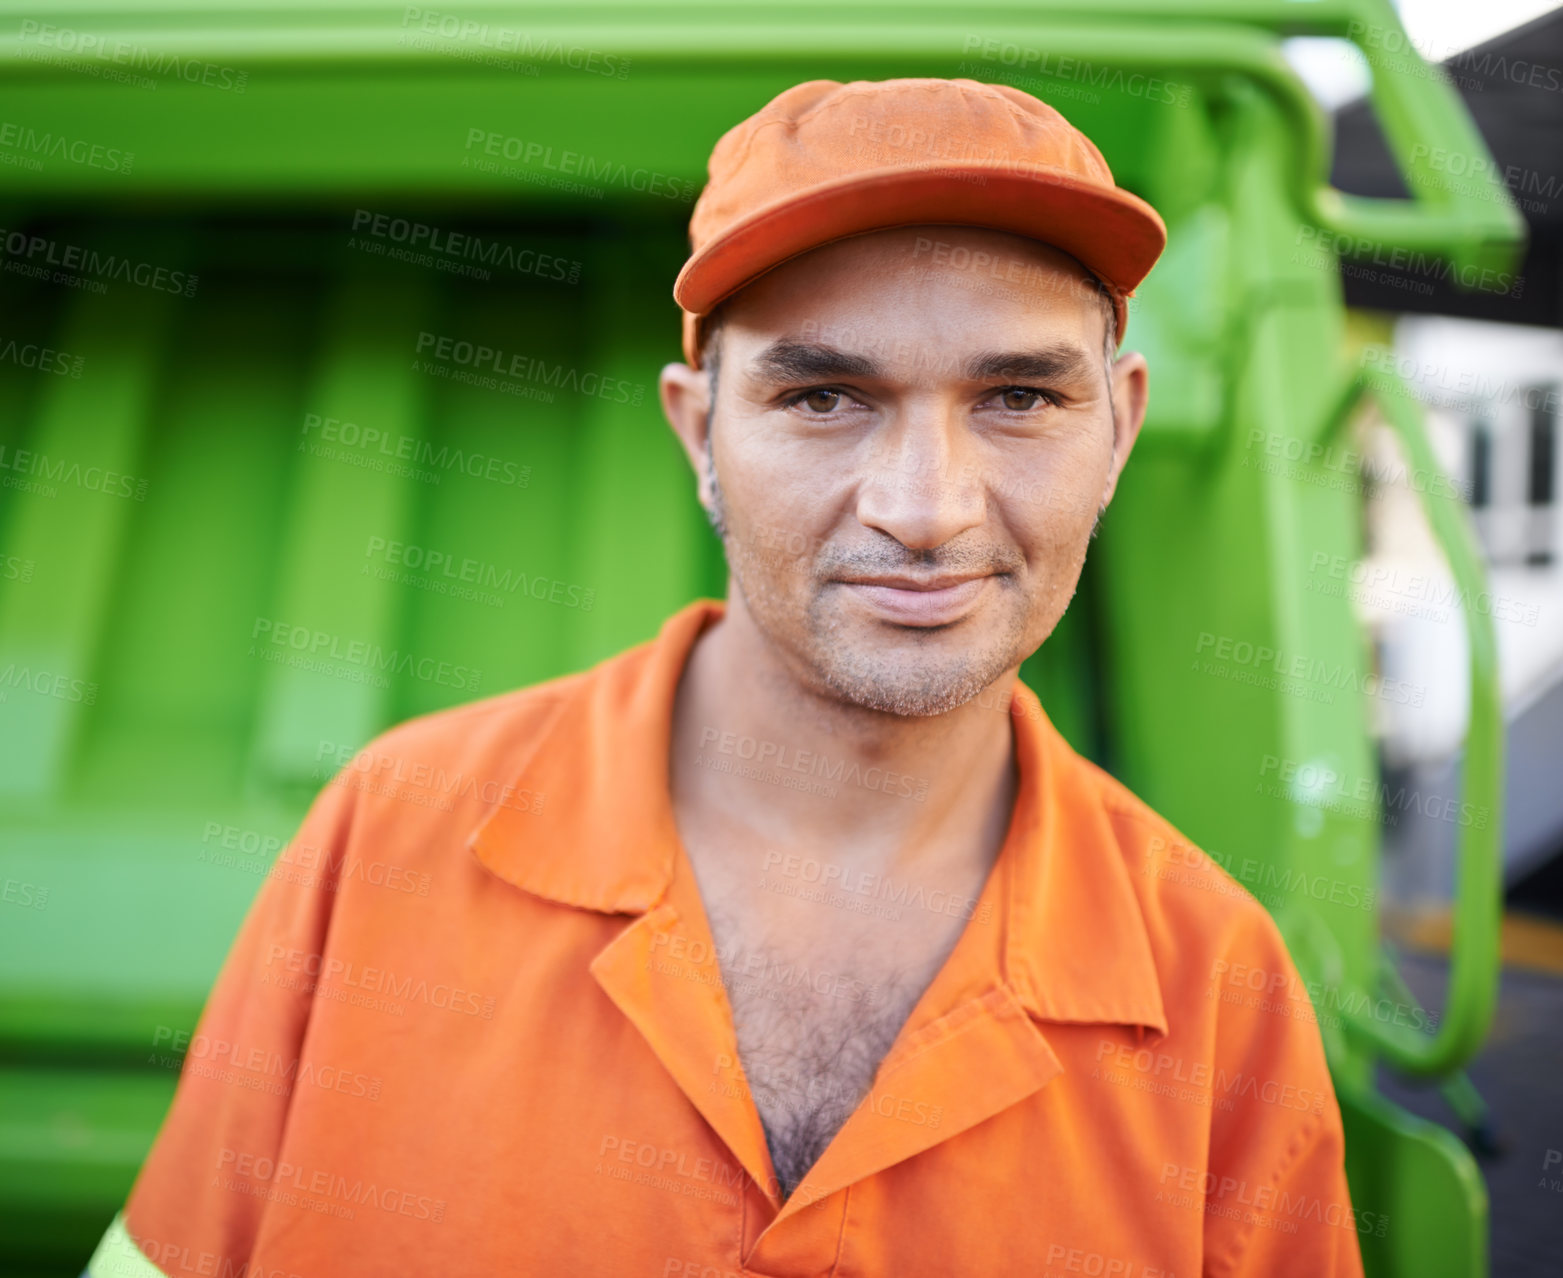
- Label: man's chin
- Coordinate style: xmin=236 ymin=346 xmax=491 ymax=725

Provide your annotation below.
xmin=821 ymin=674 xmax=995 ymax=718
xmin=808 ymin=644 xmax=1011 ymax=719
xmin=795 ymin=597 xmax=1027 ymax=717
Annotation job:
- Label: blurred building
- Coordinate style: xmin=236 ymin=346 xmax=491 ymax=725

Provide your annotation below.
xmin=1332 ymin=6 xmax=1563 ymax=912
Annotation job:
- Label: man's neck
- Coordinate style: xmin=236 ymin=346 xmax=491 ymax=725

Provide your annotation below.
xmin=669 ymin=593 xmax=1021 ymax=882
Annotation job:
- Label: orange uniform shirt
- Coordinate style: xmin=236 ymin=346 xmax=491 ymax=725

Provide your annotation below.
xmin=96 ymin=599 xmax=1365 ymax=1278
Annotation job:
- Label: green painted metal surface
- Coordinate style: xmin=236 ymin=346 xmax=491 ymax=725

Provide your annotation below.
xmin=0 ymin=2 xmax=1521 ymax=1273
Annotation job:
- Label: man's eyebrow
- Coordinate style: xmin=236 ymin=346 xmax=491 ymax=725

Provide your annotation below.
xmin=965 ymin=347 xmax=1095 ymax=382
xmin=744 ymin=340 xmax=1096 ymax=386
xmin=747 ymin=341 xmax=883 ymax=384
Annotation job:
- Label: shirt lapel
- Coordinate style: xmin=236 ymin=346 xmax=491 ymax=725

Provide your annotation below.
xmin=468 ymin=599 xmax=776 ymax=1191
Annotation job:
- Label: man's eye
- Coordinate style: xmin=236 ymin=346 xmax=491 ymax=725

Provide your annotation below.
xmin=791 ymin=388 xmax=844 ymax=413
xmin=996 ymin=387 xmax=1057 ymax=412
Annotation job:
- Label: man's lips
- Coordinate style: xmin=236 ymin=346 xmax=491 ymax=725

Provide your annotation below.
xmin=834 ymin=574 xmax=994 ymax=626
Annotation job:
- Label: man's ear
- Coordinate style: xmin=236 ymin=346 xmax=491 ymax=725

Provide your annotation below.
xmin=1100 ymin=349 xmax=1149 ymax=508
xmin=659 ymin=361 xmax=716 ymax=507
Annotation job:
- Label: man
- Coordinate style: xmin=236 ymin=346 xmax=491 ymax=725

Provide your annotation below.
xmin=89 ymin=79 xmax=1364 ymax=1277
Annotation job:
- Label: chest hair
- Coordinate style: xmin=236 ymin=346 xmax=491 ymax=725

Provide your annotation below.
xmin=709 ymin=915 xmax=922 ymax=1200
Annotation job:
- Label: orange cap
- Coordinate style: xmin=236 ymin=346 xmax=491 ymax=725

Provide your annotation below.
xmin=675 ymin=77 xmax=1167 ymax=369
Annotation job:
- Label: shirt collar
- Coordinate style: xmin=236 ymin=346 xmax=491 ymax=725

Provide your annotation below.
xmin=467 ymin=597 xmax=1167 ymax=1036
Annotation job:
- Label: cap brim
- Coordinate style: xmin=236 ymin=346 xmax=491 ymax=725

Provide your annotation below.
xmin=675 ymin=163 xmax=1166 ymax=368
xmin=678 ymin=161 xmax=1169 ymax=365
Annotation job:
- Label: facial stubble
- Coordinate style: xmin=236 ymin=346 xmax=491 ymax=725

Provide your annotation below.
xmin=701 ymin=439 xmax=1104 ymax=718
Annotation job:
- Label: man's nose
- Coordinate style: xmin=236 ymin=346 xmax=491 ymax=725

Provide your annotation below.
xmin=852 ymin=411 xmax=987 ymax=552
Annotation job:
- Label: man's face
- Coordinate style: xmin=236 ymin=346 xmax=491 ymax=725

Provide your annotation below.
xmin=662 ymin=225 xmax=1148 ymax=718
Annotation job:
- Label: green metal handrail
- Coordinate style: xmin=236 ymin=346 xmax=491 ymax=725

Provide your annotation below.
xmin=1324 ymin=365 xmax=1505 ymax=1078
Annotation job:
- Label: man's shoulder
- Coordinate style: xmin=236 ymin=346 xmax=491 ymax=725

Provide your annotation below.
xmin=326 ymin=636 xmax=653 ymax=817
xmin=1067 ymin=752 xmax=1294 ymax=973
xmin=1070 ymin=756 xmax=1338 ymax=1108
xmin=363 ymin=669 xmax=586 ymax=774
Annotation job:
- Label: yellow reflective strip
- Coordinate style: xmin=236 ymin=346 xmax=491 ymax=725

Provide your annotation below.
xmin=87 ymin=1212 xmax=170 ymax=1278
